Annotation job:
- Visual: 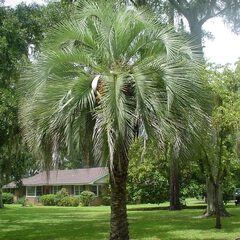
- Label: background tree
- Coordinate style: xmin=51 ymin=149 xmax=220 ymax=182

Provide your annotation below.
xmin=168 ymin=0 xmax=240 ymax=54
xmin=127 ymin=139 xmax=169 ymax=204
xmin=0 ymin=1 xmax=72 ymax=207
xmin=125 ymin=0 xmax=240 ymax=217
xmin=0 ymin=4 xmax=33 ymax=208
xmin=199 ymin=63 xmax=240 ymax=228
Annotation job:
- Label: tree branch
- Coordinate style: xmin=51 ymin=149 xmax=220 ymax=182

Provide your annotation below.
xmin=211 ymin=1 xmax=237 ymax=20
xmin=168 ymin=0 xmax=189 ymax=19
xmin=199 ymin=0 xmax=217 ymax=26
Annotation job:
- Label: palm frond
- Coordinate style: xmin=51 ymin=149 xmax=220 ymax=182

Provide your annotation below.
xmin=20 ymin=1 xmax=207 ymax=172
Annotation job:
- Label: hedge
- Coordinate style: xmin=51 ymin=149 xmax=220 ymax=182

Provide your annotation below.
xmin=40 ymin=189 xmax=80 ymax=207
xmin=2 ymin=192 xmax=14 ymax=204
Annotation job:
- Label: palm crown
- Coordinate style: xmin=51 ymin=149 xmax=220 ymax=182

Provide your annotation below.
xmin=20 ymin=1 xmax=204 ymax=170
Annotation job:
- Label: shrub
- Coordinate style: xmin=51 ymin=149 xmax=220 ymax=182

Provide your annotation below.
xmin=16 ymin=197 xmax=28 ymax=207
xmin=54 ymin=188 xmax=70 ymax=205
xmin=2 ymin=192 xmax=14 ymax=204
xmin=16 ymin=197 xmax=25 ymax=205
xmin=40 ymin=194 xmax=57 ymax=206
xmin=40 ymin=191 xmax=80 ymax=207
xmin=127 ymin=159 xmax=169 ymax=204
xmin=57 ymin=196 xmax=80 ymax=207
xmin=127 ymin=139 xmax=169 ymax=204
xmin=181 ymin=181 xmax=205 ymax=200
xmin=56 ymin=188 xmax=69 ymax=198
xmin=79 ymin=191 xmax=96 ymax=206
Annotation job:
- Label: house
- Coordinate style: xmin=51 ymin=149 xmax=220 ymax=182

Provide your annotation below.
xmin=4 ymin=167 xmax=108 ymax=205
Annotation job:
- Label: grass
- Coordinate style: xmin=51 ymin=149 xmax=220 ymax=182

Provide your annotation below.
xmin=0 ymin=203 xmax=240 ymax=240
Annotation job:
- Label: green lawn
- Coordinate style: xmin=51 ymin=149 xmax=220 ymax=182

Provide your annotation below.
xmin=0 ymin=204 xmax=240 ymax=240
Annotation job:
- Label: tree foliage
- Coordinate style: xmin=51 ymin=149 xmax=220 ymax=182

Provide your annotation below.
xmin=128 ymin=139 xmax=169 ymax=204
xmin=0 ymin=1 xmax=74 ymax=208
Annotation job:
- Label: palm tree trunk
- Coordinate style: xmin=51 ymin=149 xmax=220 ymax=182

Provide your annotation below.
xmin=109 ymin=150 xmax=129 ymax=240
xmin=169 ymin=154 xmax=181 ymax=210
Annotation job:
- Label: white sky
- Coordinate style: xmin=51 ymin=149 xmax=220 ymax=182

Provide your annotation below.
xmin=4 ymin=0 xmax=46 ymax=5
xmin=4 ymin=0 xmax=240 ymax=65
xmin=203 ymin=17 xmax=240 ymax=66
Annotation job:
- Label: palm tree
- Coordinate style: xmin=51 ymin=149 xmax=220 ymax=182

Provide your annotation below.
xmin=20 ymin=2 xmax=205 ymax=239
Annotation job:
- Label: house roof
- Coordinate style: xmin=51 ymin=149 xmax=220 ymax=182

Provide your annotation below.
xmin=4 ymin=167 xmax=108 ymax=188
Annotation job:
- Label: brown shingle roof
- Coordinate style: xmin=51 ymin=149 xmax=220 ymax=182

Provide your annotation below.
xmin=4 ymin=167 xmax=108 ymax=188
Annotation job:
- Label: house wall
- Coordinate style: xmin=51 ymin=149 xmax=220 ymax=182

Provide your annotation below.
xmin=11 ymin=187 xmax=25 ymax=203
xmin=26 ymin=196 xmax=40 ymax=205
xmin=8 ymin=184 xmax=108 ymax=206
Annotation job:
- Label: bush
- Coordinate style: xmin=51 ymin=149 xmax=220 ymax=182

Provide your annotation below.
xmin=40 ymin=189 xmax=80 ymax=207
xmin=56 ymin=188 xmax=69 ymax=198
xmin=2 ymin=192 xmax=14 ymax=204
xmin=16 ymin=197 xmax=25 ymax=205
xmin=40 ymin=194 xmax=57 ymax=206
xmin=57 ymin=196 xmax=80 ymax=207
xmin=16 ymin=197 xmax=28 ymax=207
xmin=181 ymin=181 xmax=205 ymax=200
xmin=79 ymin=191 xmax=96 ymax=206
xmin=127 ymin=139 xmax=169 ymax=204
xmin=127 ymin=159 xmax=169 ymax=204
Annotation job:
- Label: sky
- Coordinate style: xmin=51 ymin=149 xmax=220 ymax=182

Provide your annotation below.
xmin=4 ymin=0 xmax=240 ymax=66
xmin=4 ymin=0 xmax=46 ymax=5
xmin=203 ymin=18 xmax=240 ymax=66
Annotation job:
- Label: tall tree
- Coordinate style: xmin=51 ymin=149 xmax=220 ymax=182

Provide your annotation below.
xmin=168 ymin=0 xmax=240 ymax=55
xmin=20 ymin=2 xmax=205 ymax=239
xmin=165 ymin=0 xmax=240 ymax=219
xmin=0 ymin=4 xmax=30 ymax=208
xmin=0 ymin=1 xmax=69 ymax=207
xmin=200 ymin=64 xmax=240 ymax=228
xmin=127 ymin=0 xmax=240 ymax=51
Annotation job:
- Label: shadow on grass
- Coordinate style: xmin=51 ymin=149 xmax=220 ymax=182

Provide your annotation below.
xmin=0 ymin=205 xmax=240 ymax=240
xmin=0 ymin=207 xmax=109 ymax=240
xmin=128 ymin=205 xmax=206 ymax=212
xmin=129 ymin=207 xmax=240 ymax=240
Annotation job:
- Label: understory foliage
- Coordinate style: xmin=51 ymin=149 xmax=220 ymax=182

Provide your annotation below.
xmin=79 ymin=191 xmax=96 ymax=206
xmin=40 ymin=188 xmax=95 ymax=206
xmin=2 ymin=192 xmax=14 ymax=204
xmin=128 ymin=139 xmax=169 ymax=204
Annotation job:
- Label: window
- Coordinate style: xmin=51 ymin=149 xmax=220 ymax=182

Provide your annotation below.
xmin=52 ymin=186 xmax=61 ymax=194
xmin=74 ymin=185 xmax=83 ymax=195
xmin=90 ymin=185 xmax=98 ymax=196
xmin=98 ymin=185 xmax=103 ymax=196
xmin=26 ymin=186 xmax=36 ymax=197
xmin=36 ymin=186 xmax=43 ymax=196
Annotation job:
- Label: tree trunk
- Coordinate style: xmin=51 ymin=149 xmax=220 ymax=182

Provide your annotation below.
xmin=214 ymin=183 xmax=221 ymax=229
xmin=205 ymin=178 xmax=215 ymax=216
xmin=167 ymin=2 xmax=174 ymax=25
xmin=204 ymin=178 xmax=229 ymax=217
xmin=109 ymin=150 xmax=129 ymax=240
xmin=189 ymin=20 xmax=204 ymax=57
xmin=169 ymin=155 xmax=181 ymax=210
xmin=0 ymin=184 xmax=4 ymax=209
